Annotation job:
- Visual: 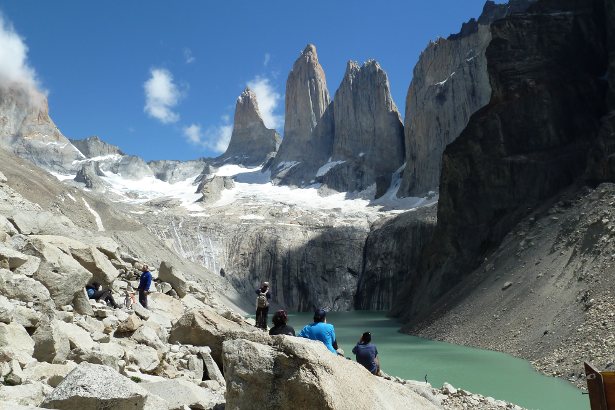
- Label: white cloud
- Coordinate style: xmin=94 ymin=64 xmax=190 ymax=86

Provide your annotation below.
xmin=184 ymin=48 xmax=195 ymax=64
xmin=0 ymin=13 xmax=45 ymax=104
xmin=183 ymin=122 xmax=232 ymax=154
xmin=263 ymin=53 xmax=270 ymax=67
xmin=247 ymin=76 xmax=283 ymax=130
xmin=143 ymin=68 xmax=181 ymax=124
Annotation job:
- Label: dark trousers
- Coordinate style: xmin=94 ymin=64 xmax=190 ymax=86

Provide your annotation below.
xmin=92 ymin=289 xmax=117 ymax=307
xmin=255 ymin=306 xmax=269 ymax=329
xmin=139 ymin=289 xmax=148 ymax=309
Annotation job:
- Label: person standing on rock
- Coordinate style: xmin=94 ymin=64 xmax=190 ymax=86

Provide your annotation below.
xmin=298 ymin=308 xmax=337 ymax=354
xmin=137 ymin=264 xmax=152 ymax=309
xmin=352 ymin=331 xmax=381 ymax=375
xmin=269 ymin=310 xmax=295 ymax=336
xmin=255 ymin=281 xmax=271 ymax=330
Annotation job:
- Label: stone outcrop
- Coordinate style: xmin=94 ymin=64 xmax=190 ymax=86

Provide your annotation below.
xmin=222 ymin=337 xmax=440 ymax=410
xmin=271 ymin=44 xmax=332 ymax=183
xmin=394 ymin=0 xmax=610 ymax=323
xmin=41 ymin=362 xmax=150 ymax=410
xmin=148 ymin=159 xmax=206 ymax=183
xmin=355 ymin=206 xmax=437 ymax=310
xmin=69 ymin=136 xmax=124 ymax=158
xmin=74 ymin=162 xmax=107 ymax=190
xmin=398 ymin=0 xmax=536 ymax=197
xmin=217 ymin=88 xmax=281 ymax=166
xmin=196 ymin=175 xmax=234 ymax=204
xmin=109 ymin=155 xmax=155 ymax=180
xmin=0 ymin=86 xmax=84 ymax=173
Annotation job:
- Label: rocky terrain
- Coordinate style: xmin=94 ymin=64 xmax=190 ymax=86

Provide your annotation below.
xmin=0 ymin=146 xmax=520 ymax=409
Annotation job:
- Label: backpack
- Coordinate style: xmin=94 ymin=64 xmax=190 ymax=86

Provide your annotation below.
xmin=256 ymin=292 xmax=269 ymax=309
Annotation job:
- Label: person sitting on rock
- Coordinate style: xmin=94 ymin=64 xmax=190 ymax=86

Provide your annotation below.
xmin=85 ymin=282 xmax=120 ymax=309
xmin=269 ymin=310 xmax=295 ymax=336
xmin=137 ymin=264 xmax=152 ymax=309
xmin=352 ymin=331 xmax=381 ymax=376
xmin=255 ymin=281 xmax=271 ymax=330
xmin=298 ymin=308 xmax=337 ymax=354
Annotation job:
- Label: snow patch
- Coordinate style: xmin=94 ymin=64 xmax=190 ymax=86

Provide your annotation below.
xmin=72 ymin=154 xmax=123 ymax=165
xmin=435 ymin=71 xmax=456 ymax=86
xmin=239 ymin=214 xmax=266 ymax=220
xmin=66 ymin=193 xmax=76 ymax=202
xmin=316 ymin=160 xmax=346 ymax=177
xmin=82 ymin=198 xmax=105 ymax=231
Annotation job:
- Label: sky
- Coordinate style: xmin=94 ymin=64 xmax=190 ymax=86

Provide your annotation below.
xmin=0 ymin=1 xmax=494 ymax=161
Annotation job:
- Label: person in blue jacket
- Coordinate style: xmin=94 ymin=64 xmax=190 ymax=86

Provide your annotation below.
xmin=137 ymin=264 xmax=152 ymax=309
xmin=298 ymin=308 xmax=338 ymax=354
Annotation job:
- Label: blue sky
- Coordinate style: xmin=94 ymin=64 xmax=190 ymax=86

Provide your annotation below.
xmin=1 ymin=1 xmax=492 ymax=161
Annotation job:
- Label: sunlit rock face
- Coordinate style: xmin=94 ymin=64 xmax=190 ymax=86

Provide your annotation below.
xmin=398 ymin=0 xmax=537 ymax=197
xmin=0 ymin=86 xmax=84 ymax=172
xmin=218 ymin=88 xmax=281 ymax=167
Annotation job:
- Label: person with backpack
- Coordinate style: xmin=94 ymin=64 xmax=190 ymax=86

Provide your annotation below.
xmin=137 ymin=264 xmax=153 ymax=309
xmin=352 ymin=331 xmax=381 ymax=375
xmin=269 ymin=310 xmax=295 ymax=336
xmin=298 ymin=308 xmax=338 ymax=354
xmin=85 ymin=282 xmax=120 ymax=309
xmin=255 ymin=281 xmax=271 ymax=330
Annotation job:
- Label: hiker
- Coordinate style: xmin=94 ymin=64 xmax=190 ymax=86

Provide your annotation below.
xmin=298 ymin=308 xmax=338 ymax=354
xmin=255 ymin=281 xmax=271 ymax=330
xmin=269 ymin=310 xmax=295 ymax=336
xmin=352 ymin=331 xmax=381 ymax=375
xmin=137 ymin=264 xmax=152 ymax=309
xmin=85 ymin=282 xmax=120 ymax=309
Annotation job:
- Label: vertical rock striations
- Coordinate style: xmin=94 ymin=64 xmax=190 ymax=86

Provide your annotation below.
xmin=270 ymin=44 xmax=333 ymax=185
xmin=355 ymin=206 xmax=436 ymax=311
xmin=322 ymin=60 xmax=405 ymax=193
xmin=218 ymin=88 xmax=281 ymax=167
xmin=398 ymin=0 xmax=536 ymax=197
xmin=393 ymin=0 xmax=609 ymax=322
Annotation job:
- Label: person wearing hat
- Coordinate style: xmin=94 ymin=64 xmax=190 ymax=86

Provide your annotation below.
xmin=255 ymin=281 xmax=271 ymax=330
xmin=298 ymin=308 xmax=337 ymax=354
xmin=352 ymin=331 xmax=381 ymax=375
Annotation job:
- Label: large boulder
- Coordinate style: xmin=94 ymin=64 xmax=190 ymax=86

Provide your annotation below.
xmin=0 ymin=322 xmax=35 ymax=365
xmin=169 ymin=308 xmax=267 ymax=367
xmin=29 ymin=235 xmax=118 ymax=285
xmin=20 ymin=237 xmax=92 ymax=306
xmin=56 ymin=321 xmax=95 ymax=351
xmin=41 ymin=362 xmax=150 ymax=410
xmin=0 ymin=294 xmax=14 ymax=323
xmin=0 ymin=269 xmax=54 ymax=309
xmin=22 ymin=361 xmax=78 ymax=388
xmin=158 ymin=261 xmax=188 ymax=298
xmin=7 ymin=210 xmax=77 ymax=236
xmin=141 ymin=379 xmax=225 ymax=410
xmin=32 ymin=319 xmax=70 ymax=364
xmin=0 ymin=381 xmax=52 ymax=407
xmin=222 ymin=337 xmax=440 ymax=410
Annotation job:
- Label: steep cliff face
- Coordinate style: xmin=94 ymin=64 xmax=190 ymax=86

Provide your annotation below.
xmin=218 ymin=88 xmax=281 ymax=167
xmin=322 ymin=60 xmax=405 ymax=193
xmin=355 ymin=206 xmax=436 ymax=311
xmin=398 ymin=0 xmax=536 ymax=197
xmin=144 ymin=208 xmax=370 ymax=312
xmin=0 ymin=87 xmax=84 ymax=172
xmin=393 ymin=0 xmax=609 ymax=322
xmin=270 ymin=45 xmax=333 ymax=186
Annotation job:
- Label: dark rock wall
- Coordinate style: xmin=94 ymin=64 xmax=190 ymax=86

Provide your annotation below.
xmin=355 ymin=207 xmax=436 ymax=311
xmin=393 ymin=0 xmax=609 ymax=322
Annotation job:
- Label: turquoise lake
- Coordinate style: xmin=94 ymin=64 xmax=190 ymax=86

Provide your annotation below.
xmin=284 ymin=311 xmax=587 ymax=410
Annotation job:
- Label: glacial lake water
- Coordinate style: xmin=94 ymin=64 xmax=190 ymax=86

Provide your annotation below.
xmin=283 ymin=311 xmax=587 ymax=410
